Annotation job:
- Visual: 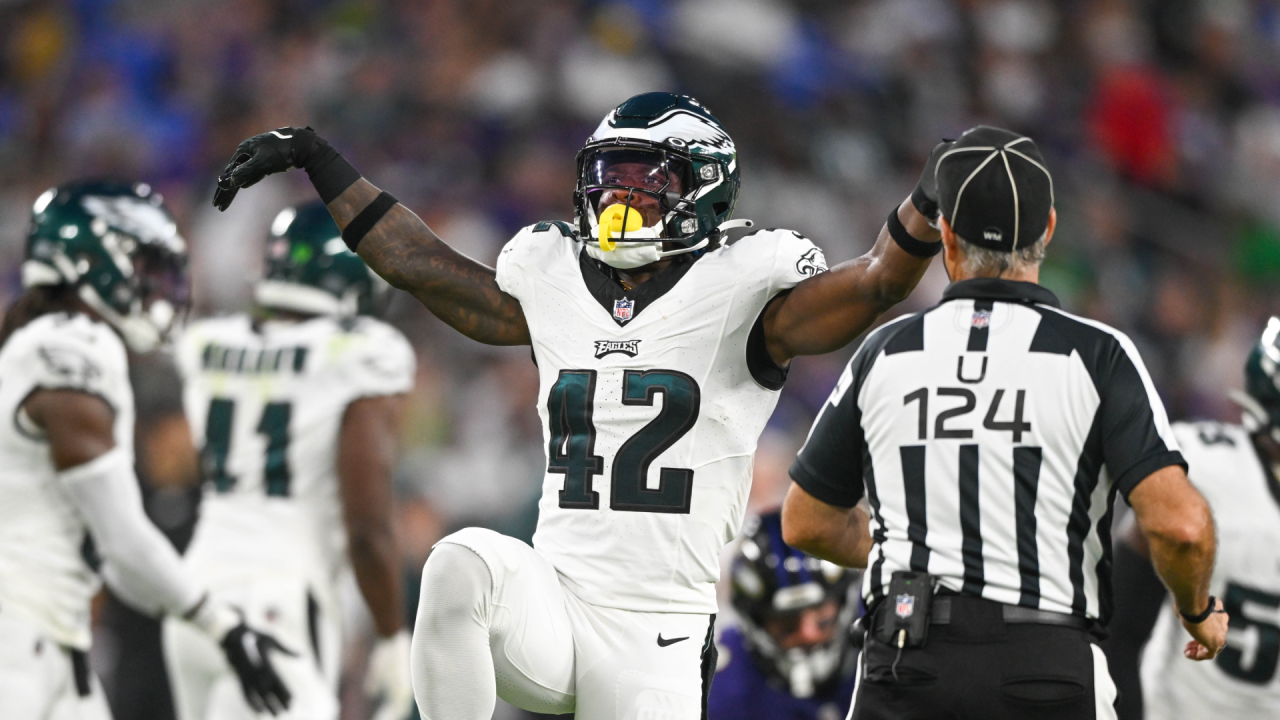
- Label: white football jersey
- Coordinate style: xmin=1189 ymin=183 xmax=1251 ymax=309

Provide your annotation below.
xmin=496 ymin=222 xmax=826 ymax=613
xmin=1142 ymin=421 xmax=1280 ymax=719
xmin=0 ymin=313 xmax=134 ymax=649
xmin=177 ymin=314 xmax=415 ymax=591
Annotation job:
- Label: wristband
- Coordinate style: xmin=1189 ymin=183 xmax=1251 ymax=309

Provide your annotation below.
xmin=887 ymin=208 xmax=942 ymax=258
xmin=342 ymin=192 xmax=399 ymax=251
xmin=1179 ymin=596 xmax=1219 ymax=624
xmin=302 ymin=133 xmax=362 ymax=204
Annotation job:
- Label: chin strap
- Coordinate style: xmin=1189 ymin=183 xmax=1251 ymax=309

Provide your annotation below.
xmin=717 ymin=219 xmax=754 ymax=232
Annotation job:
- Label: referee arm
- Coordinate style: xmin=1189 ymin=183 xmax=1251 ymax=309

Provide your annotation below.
xmin=781 ymin=353 xmax=876 ymax=568
xmin=1127 ymin=465 xmax=1227 ymax=661
xmin=782 ymin=487 xmax=874 ymax=569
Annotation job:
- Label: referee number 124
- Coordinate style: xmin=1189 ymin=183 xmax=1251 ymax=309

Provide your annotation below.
xmin=903 ymin=387 xmax=1031 ymax=442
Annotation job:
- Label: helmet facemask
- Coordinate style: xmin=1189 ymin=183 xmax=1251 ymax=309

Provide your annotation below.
xmin=576 ymin=142 xmax=705 ymax=269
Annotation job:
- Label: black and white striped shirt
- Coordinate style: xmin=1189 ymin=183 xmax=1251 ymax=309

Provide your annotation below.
xmin=790 ymin=278 xmax=1185 ymax=622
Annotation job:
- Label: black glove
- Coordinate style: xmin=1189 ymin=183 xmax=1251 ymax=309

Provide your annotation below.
xmin=910 ymin=140 xmax=953 ymax=226
xmin=214 ymin=127 xmax=359 ymax=212
xmin=213 ymin=127 xmax=317 ymax=211
xmin=220 ymin=622 xmax=296 ymax=715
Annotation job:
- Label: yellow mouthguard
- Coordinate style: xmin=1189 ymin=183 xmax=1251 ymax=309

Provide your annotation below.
xmin=597 ymin=203 xmax=643 ymax=252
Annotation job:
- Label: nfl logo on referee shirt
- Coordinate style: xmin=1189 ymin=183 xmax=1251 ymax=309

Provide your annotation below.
xmin=614 ymin=298 xmax=634 ymax=322
xmin=895 ymin=594 xmax=915 ymax=619
xmin=972 ymin=309 xmax=992 ymax=329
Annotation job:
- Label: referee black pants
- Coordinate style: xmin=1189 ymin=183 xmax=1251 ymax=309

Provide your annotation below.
xmin=851 ymin=594 xmax=1117 ymax=720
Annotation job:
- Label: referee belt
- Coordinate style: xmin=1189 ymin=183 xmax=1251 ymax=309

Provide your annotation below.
xmin=929 ymin=596 xmax=1092 ymax=631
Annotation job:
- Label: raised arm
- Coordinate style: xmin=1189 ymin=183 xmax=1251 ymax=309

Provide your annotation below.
xmin=212 ymin=128 xmax=529 ymax=346
xmin=327 ymin=179 xmax=529 ymax=345
xmin=764 ymin=199 xmax=939 ymax=364
xmin=764 ymin=142 xmax=951 ymax=365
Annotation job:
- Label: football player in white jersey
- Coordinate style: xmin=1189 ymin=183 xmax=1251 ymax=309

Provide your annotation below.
xmin=163 ymin=201 xmax=416 ymax=720
xmin=211 ymin=92 xmax=945 ymax=719
xmin=1138 ymin=317 xmax=1280 ymax=719
xmin=0 ymin=181 xmax=291 ymax=719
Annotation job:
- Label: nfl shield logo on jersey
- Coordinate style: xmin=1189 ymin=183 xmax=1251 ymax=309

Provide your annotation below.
xmin=895 ymin=594 xmax=915 ymax=619
xmin=972 ymin=309 xmax=991 ymax=329
xmin=613 ymin=298 xmax=634 ymax=322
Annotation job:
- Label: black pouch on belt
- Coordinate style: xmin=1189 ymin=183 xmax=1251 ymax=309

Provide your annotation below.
xmin=875 ymin=571 xmax=934 ymax=648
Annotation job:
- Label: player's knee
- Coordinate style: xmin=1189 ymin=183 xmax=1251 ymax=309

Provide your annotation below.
xmin=417 ymin=543 xmax=491 ymax=625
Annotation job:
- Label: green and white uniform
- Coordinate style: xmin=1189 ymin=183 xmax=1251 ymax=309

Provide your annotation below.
xmin=1142 ymin=421 xmax=1280 ymax=719
xmin=164 ymin=314 xmax=414 ymax=720
xmin=429 ymin=221 xmax=825 ymax=718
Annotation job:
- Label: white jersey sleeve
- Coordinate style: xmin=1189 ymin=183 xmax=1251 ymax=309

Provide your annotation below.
xmin=5 ymin=312 xmax=131 ymax=413
xmin=496 ymin=222 xmax=568 ymax=302
xmin=756 ymin=227 xmax=828 ymax=294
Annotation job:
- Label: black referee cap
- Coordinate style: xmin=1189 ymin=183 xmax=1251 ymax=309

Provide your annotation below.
xmin=936 ymin=126 xmax=1054 ymax=252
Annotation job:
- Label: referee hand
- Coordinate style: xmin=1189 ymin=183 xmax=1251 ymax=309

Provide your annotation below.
xmin=1179 ymin=597 xmax=1228 ymax=661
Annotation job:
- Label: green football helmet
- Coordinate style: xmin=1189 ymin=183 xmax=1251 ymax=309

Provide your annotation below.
xmin=1235 ymin=316 xmax=1280 ymax=439
xmin=255 ymin=201 xmax=385 ymax=317
xmin=24 ymin=180 xmax=189 ymax=352
xmin=574 ymin=92 xmax=750 ymax=269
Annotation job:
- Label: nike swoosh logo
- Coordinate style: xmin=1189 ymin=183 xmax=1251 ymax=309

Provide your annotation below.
xmin=269 ymin=130 xmax=294 ymax=139
xmin=656 ymin=634 xmax=689 ymax=647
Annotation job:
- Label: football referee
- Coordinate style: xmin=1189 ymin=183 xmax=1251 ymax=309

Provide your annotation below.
xmin=780 ymin=126 xmax=1229 ymax=719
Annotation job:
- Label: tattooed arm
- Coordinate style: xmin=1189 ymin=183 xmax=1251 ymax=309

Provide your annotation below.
xmin=326 ymin=180 xmax=530 ymax=346
xmin=211 ymin=127 xmax=529 ymax=346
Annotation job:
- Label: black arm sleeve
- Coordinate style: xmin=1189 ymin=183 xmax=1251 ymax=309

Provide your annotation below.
xmin=789 ymin=363 xmax=866 ymax=509
xmin=1095 ymin=341 xmax=1187 ymax=498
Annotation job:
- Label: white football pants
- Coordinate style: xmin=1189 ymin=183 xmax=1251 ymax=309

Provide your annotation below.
xmin=0 ymin=607 xmax=111 ymax=720
xmin=411 ymin=527 xmax=716 ymax=720
xmin=163 ymin=578 xmax=340 ymax=720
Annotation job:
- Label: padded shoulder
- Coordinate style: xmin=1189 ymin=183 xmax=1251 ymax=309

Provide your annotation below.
xmin=723 ymin=227 xmax=828 ymax=293
xmin=2 ymin=312 xmax=129 ymax=401
xmin=329 ymin=317 xmax=417 ymax=398
xmin=496 ymin=221 xmax=578 ymax=299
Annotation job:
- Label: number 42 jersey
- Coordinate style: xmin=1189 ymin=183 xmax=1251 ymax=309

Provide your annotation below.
xmin=496 ymin=223 xmax=826 ymax=614
xmin=176 ymin=315 xmax=415 ymax=589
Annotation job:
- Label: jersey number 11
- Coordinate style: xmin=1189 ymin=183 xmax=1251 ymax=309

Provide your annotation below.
xmin=202 ymin=399 xmax=292 ymax=496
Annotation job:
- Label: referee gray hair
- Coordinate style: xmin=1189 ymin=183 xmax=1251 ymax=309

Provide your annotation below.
xmin=955 ymin=231 xmax=1046 ymax=277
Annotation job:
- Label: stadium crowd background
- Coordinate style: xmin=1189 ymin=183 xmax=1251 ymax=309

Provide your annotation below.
xmin=2 ymin=0 xmax=1279 ymax=718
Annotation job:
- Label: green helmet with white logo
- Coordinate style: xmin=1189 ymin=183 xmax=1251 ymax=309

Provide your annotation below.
xmin=24 ymin=180 xmax=189 ymax=352
xmin=256 ymin=201 xmax=385 ymax=316
xmin=573 ymin=92 xmax=749 ymax=269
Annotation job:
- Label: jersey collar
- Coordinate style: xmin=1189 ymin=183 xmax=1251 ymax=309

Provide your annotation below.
xmin=578 ymin=249 xmax=697 ymax=327
xmin=940 ymin=278 xmax=1061 ymax=308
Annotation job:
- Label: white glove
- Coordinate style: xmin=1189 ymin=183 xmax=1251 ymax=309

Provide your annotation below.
xmin=366 ymin=630 xmax=414 ymax=720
